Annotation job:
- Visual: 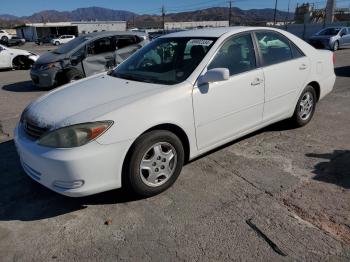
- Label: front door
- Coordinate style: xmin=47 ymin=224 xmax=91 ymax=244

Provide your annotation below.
xmin=83 ymin=36 xmax=116 ymax=76
xmin=193 ymin=33 xmax=265 ymax=150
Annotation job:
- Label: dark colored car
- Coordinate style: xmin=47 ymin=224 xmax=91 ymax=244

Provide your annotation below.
xmin=30 ymin=31 xmax=148 ymax=88
xmin=0 ymin=36 xmax=26 ymax=47
xmin=35 ymin=35 xmax=59 ymax=45
xmin=309 ymin=27 xmax=350 ymax=51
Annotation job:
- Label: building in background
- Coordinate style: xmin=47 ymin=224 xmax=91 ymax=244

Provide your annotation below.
xmin=15 ymin=21 xmax=127 ymax=41
xmin=164 ymin=21 xmax=229 ymax=30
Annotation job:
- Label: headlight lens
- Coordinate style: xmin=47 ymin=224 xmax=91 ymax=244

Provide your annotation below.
xmin=37 ymin=121 xmax=113 ymax=148
xmin=39 ymin=62 xmax=60 ymax=70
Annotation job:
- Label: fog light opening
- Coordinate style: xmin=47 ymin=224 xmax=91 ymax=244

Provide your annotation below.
xmin=53 ymin=180 xmax=84 ymax=189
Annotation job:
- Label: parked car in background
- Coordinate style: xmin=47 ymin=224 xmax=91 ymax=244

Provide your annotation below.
xmin=16 ymin=27 xmax=335 ymax=197
xmin=51 ymin=35 xmax=75 ymax=45
xmin=309 ymin=27 xmax=350 ymax=51
xmin=0 ymin=44 xmax=38 ymax=69
xmin=35 ymin=35 xmax=59 ymax=45
xmin=2 ymin=36 xmax=26 ymax=47
xmin=31 ymin=31 xmax=148 ymax=88
xmin=0 ymin=29 xmax=11 ymax=42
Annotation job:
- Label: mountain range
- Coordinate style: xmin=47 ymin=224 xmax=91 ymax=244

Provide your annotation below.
xmin=0 ymin=6 xmax=293 ymax=28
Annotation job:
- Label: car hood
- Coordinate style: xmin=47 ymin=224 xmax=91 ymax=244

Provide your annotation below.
xmin=34 ymin=51 xmax=65 ymax=64
xmin=24 ymin=74 xmax=162 ymax=129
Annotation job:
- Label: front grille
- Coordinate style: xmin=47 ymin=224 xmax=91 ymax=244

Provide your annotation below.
xmin=23 ymin=121 xmax=48 ymax=139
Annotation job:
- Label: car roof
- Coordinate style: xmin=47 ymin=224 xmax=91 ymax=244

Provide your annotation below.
xmin=79 ymin=31 xmax=146 ymax=38
xmin=162 ymin=26 xmax=269 ymax=38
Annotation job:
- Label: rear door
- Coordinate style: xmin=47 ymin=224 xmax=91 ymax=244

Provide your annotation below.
xmin=254 ymin=31 xmax=310 ymax=121
xmin=340 ymin=28 xmax=350 ymax=46
xmin=0 ymin=46 xmax=11 ymax=68
xmin=82 ymin=36 xmax=116 ymax=76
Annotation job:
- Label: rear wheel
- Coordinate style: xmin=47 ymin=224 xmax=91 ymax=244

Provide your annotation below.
xmin=125 ymin=130 xmax=184 ymax=197
xmin=290 ymin=85 xmax=317 ymax=127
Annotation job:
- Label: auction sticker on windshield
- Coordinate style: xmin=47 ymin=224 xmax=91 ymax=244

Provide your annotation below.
xmin=188 ymin=39 xmax=214 ymax=46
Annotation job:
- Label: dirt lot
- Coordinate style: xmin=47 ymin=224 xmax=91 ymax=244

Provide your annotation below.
xmin=0 ymin=43 xmax=350 ymax=261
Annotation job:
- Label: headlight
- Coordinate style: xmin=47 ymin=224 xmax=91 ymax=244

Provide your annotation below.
xmin=37 ymin=121 xmax=113 ymax=148
xmin=40 ymin=62 xmax=61 ymax=70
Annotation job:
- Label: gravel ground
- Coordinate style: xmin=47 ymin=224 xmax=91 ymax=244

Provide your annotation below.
xmin=0 ymin=43 xmax=349 ymax=261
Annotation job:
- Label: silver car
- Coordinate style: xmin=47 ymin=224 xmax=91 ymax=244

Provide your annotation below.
xmin=309 ymin=27 xmax=350 ymax=51
xmin=31 ymin=31 xmax=148 ymax=89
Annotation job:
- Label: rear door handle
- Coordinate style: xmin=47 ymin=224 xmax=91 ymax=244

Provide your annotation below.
xmin=299 ymin=64 xmax=308 ymax=70
xmin=251 ymin=78 xmax=264 ymax=86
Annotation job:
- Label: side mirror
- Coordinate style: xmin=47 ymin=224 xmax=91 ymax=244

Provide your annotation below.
xmin=197 ymin=68 xmax=230 ymax=85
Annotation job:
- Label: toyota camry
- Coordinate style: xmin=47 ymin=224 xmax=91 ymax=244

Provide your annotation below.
xmin=15 ymin=27 xmax=335 ymax=197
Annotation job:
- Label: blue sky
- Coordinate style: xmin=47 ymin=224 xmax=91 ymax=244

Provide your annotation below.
xmin=1 ymin=0 xmax=348 ymax=16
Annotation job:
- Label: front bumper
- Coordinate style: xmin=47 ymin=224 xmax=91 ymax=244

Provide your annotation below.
xmin=14 ymin=123 xmax=131 ymax=197
xmin=30 ymin=68 xmax=57 ymax=88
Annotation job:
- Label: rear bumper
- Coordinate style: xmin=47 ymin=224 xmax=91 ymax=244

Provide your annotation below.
xmin=14 ymin=123 xmax=131 ymax=197
xmin=319 ymin=73 xmax=336 ymax=100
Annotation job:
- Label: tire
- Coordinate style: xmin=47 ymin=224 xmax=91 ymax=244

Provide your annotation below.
xmin=55 ymin=41 xmax=60 ymax=46
xmin=125 ymin=130 xmax=185 ymax=197
xmin=1 ymin=36 xmax=8 ymax=42
xmin=63 ymin=70 xmax=84 ymax=84
xmin=12 ymin=56 xmax=33 ymax=70
xmin=333 ymin=41 xmax=339 ymax=51
xmin=291 ymin=85 xmax=317 ymax=127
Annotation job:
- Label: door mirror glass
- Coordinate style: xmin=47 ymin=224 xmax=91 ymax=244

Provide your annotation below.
xmin=198 ymin=68 xmax=229 ymax=85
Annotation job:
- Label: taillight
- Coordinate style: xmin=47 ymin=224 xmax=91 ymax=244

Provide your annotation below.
xmin=332 ymin=53 xmax=336 ymax=65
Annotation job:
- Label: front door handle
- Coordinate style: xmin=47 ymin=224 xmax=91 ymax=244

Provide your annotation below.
xmin=251 ymin=78 xmax=264 ymax=86
xmin=299 ymin=64 xmax=308 ymax=70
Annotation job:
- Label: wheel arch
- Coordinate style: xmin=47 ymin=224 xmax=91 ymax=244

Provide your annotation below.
xmin=121 ymin=123 xmax=191 ymax=186
xmin=307 ymin=81 xmax=321 ymax=101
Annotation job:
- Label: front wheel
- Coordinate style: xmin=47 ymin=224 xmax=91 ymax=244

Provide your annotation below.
xmin=333 ymin=41 xmax=339 ymax=51
xmin=55 ymin=41 xmax=60 ymax=46
xmin=125 ymin=130 xmax=185 ymax=197
xmin=290 ymin=85 xmax=317 ymax=127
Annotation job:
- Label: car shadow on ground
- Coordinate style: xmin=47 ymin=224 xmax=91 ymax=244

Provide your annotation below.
xmin=306 ymin=150 xmax=350 ymax=189
xmin=335 ymin=66 xmax=350 ymax=77
xmin=0 ymin=140 xmax=144 ymax=222
xmin=2 ymin=81 xmax=44 ymax=92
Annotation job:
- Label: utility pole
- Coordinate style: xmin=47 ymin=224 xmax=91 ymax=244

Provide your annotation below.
xmin=228 ymin=0 xmax=232 ymax=26
xmin=273 ymin=0 xmax=278 ymax=25
xmin=162 ymin=5 xmax=165 ymax=31
xmin=285 ymin=0 xmax=291 ymax=25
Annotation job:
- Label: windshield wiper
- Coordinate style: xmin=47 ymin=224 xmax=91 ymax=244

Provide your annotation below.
xmin=114 ymin=73 xmax=157 ymax=83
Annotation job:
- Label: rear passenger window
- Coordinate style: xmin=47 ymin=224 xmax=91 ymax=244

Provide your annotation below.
xmin=116 ymin=36 xmax=137 ymax=49
xmin=290 ymin=43 xmax=304 ymax=59
xmin=256 ymin=31 xmax=292 ymax=66
xmin=208 ymin=34 xmax=256 ymax=76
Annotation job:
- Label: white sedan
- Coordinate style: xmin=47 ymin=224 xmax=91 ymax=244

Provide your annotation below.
xmin=0 ymin=44 xmax=38 ymax=69
xmin=14 ymin=27 xmax=335 ymax=197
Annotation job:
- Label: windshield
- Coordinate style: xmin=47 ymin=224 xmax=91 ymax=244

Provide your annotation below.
xmin=111 ymin=37 xmax=217 ymax=85
xmin=318 ymin=28 xmax=341 ymax=36
xmin=53 ymin=36 xmax=91 ymax=54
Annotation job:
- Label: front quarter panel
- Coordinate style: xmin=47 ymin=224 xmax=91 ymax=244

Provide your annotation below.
xmin=95 ymin=82 xmax=198 ymax=159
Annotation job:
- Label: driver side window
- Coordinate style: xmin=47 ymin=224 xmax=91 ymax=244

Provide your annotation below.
xmin=208 ymin=34 xmax=256 ymax=76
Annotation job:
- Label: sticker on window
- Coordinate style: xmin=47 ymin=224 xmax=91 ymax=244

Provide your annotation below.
xmin=188 ymin=39 xmax=213 ymax=46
